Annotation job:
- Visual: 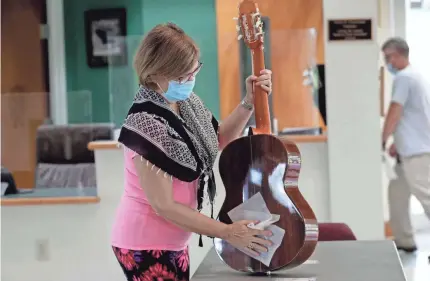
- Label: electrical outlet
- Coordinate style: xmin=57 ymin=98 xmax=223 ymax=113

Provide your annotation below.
xmin=35 ymin=239 xmax=50 ymax=261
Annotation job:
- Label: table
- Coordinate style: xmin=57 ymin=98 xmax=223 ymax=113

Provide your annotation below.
xmin=192 ymin=241 xmax=406 ymax=281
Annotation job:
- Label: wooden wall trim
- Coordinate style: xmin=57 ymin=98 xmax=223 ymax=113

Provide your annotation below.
xmin=1 ymin=196 xmax=100 ymax=206
xmin=87 ymin=141 xmax=121 ymax=151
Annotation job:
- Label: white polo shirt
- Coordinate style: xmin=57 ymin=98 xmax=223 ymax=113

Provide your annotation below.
xmin=392 ymin=65 xmax=430 ymax=157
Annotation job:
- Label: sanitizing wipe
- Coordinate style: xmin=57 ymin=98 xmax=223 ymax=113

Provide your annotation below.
xmin=227 ymin=192 xmax=285 ymax=267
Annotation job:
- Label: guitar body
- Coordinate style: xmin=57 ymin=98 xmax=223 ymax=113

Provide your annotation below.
xmin=213 ymin=0 xmax=318 ymax=273
xmin=214 ymin=133 xmax=318 ymax=272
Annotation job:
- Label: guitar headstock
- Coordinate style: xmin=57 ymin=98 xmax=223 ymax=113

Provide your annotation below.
xmin=234 ymin=0 xmax=264 ymax=50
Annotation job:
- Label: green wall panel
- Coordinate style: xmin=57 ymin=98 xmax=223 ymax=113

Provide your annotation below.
xmin=141 ymin=0 xmax=220 ymax=119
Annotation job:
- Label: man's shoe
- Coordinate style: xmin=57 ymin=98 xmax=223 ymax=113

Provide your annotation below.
xmin=396 ymin=246 xmax=417 ymax=253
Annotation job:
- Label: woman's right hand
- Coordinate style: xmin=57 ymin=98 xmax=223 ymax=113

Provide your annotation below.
xmin=224 ymin=220 xmax=273 ymax=256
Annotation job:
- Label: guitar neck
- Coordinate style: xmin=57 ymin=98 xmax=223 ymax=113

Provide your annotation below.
xmin=251 ymin=47 xmax=271 ymax=134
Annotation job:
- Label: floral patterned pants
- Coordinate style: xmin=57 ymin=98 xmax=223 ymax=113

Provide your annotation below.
xmin=112 ymin=246 xmax=190 ymax=281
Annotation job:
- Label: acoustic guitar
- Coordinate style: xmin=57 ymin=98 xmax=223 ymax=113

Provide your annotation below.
xmin=213 ymin=0 xmax=319 ymax=273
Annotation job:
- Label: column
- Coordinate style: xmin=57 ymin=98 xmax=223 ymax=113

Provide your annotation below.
xmin=324 ymin=0 xmax=385 ymax=239
xmin=47 ymin=0 xmax=68 ymax=125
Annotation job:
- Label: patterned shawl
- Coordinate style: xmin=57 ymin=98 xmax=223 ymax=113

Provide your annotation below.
xmin=118 ymin=86 xmax=219 ymax=230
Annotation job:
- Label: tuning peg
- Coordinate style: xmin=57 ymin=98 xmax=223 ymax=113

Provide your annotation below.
xmin=251 ymin=12 xmax=260 ymax=20
xmin=237 ymin=34 xmax=243 ymax=40
xmin=303 ymin=69 xmax=310 ymax=76
xmin=233 ymin=17 xmax=238 ymax=21
xmin=303 ymin=78 xmax=312 ymax=86
xmin=236 ymin=25 xmax=241 ymax=31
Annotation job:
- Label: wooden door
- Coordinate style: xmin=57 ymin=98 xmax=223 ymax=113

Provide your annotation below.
xmin=1 ymin=0 xmax=48 ymax=188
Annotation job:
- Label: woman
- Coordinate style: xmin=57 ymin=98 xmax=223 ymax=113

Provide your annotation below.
xmin=111 ymin=23 xmax=274 ymax=281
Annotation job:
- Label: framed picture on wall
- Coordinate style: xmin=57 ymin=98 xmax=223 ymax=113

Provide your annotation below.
xmin=84 ymin=8 xmax=127 ymax=68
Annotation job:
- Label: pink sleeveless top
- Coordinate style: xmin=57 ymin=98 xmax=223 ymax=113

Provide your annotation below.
xmin=111 ymin=149 xmax=198 ymax=251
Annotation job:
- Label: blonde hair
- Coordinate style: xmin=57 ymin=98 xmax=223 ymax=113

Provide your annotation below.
xmin=134 ymin=23 xmax=200 ymax=86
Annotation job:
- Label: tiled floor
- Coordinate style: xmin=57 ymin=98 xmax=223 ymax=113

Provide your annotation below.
xmin=399 ymin=213 xmax=430 ymax=281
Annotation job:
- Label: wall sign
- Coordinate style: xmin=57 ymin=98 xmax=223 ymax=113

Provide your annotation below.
xmin=328 ymin=19 xmax=372 ymax=41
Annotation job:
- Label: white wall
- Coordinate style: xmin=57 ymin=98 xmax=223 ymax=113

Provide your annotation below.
xmin=296 ymin=142 xmax=330 ymax=222
xmin=407 ymin=7 xmax=430 ymax=81
xmin=324 ymin=0 xmax=385 ymax=239
xmin=1 ymin=150 xmax=124 ymax=281
xmin=1 ymin=203 xmax=122 ymax=281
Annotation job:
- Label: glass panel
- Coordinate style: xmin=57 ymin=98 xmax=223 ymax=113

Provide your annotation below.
xmin=1 ymin=91 xmax=107 ymax=198
xmin=270 ymin=28 xmax=321 ymax=134
xmin=67 ymin=90 xmax=93 ymax=124
xmin=222 ymin=28 xmax=322 ymax=135
xmin=108 ymin=35 xmax=141 ymax=128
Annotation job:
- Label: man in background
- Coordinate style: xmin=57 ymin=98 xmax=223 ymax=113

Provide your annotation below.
xmin=381 ymin=37 xmax=430 ymax=252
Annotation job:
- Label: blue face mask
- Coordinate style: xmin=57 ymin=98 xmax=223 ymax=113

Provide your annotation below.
xmin=162 ymin=80 xmax=195 ymax=102
xmin=386 ymin=63 xmax=398 ymax=75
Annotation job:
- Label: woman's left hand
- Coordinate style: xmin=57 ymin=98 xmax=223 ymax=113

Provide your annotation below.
xmin=245 ymin=69 xmax=272 ymax=101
